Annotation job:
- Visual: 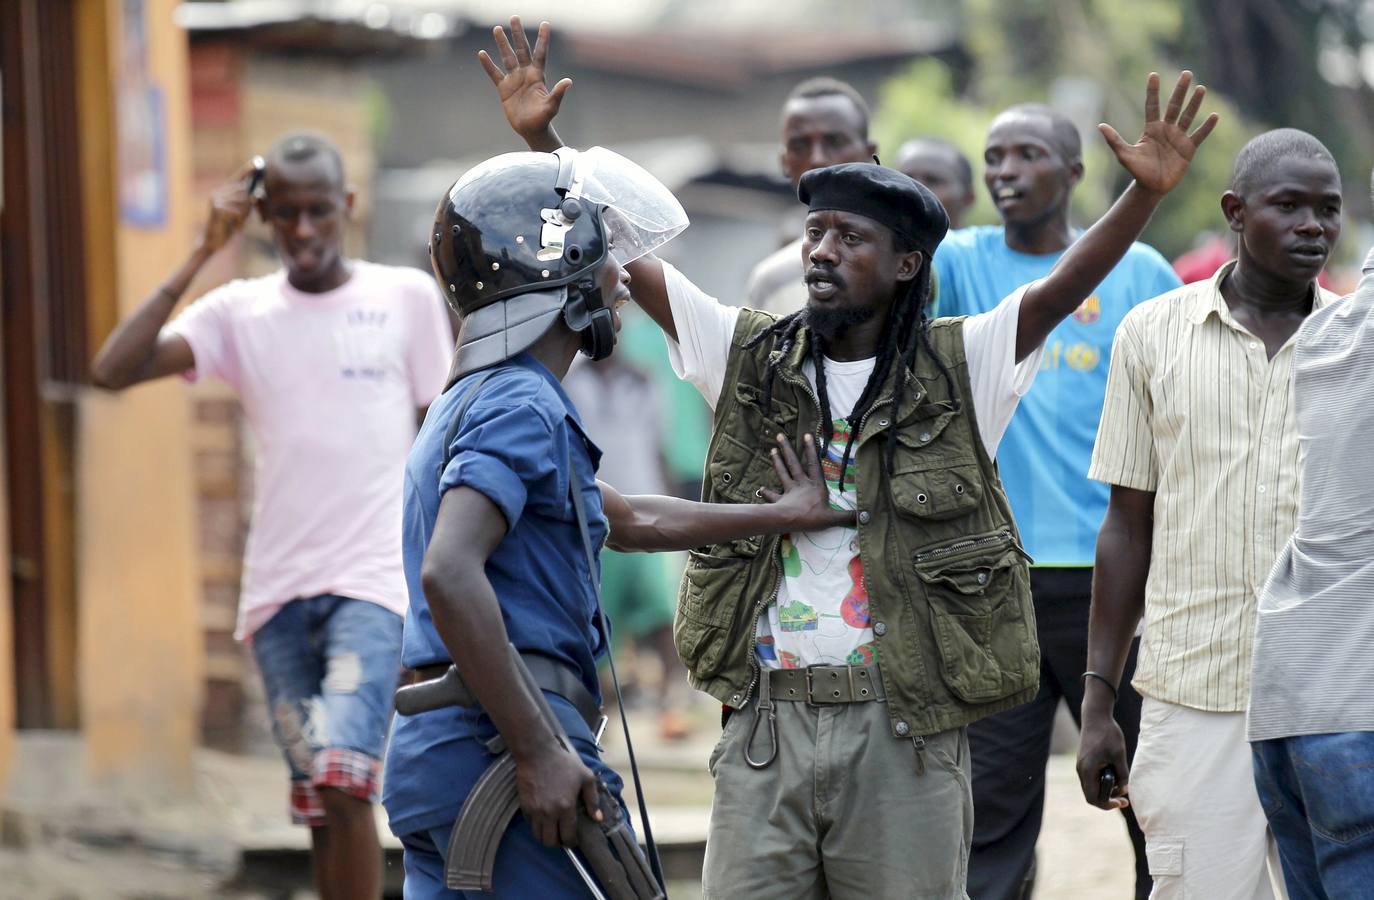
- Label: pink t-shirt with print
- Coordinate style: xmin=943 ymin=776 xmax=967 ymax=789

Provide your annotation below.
xmin=165 ymin=261 xmax=454 ymax=639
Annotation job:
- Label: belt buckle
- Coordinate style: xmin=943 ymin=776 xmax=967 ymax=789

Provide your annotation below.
xmin=804 ymin=666 xmax=818 ymax=707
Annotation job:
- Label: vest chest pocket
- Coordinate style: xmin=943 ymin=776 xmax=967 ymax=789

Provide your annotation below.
xmin=888 ymin=399 xmax=983 ymax=520
xmin=892 ymin=463 xmax=984 ymax=520
xmin=709 ymin=376 xmax=801 ymax=505
xmin=707 ymin=433 xmax=784 ymax=505
xmin=913 ymin=534 xmax=1035 ymax=703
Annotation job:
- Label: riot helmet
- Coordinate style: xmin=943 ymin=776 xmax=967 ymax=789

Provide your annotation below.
xmin=431 ymin=146 xmax=688 ymax=378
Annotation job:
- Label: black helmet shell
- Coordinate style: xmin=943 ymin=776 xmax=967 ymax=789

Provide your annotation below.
xmin=430 ymin=152 xmax=607 ymax=317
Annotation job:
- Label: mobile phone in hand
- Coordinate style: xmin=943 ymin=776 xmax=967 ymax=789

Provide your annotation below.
xmin=244 ymin=155 xmax=266 ymax=199
xmin=1097 ymin=765 xmax=1118 ymax=805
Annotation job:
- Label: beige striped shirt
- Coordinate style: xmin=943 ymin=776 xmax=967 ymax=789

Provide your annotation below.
xmin=1089 ymin=262 xmax=1336 ymax=711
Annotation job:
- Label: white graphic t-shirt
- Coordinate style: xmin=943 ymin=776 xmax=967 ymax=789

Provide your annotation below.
xmin=660 ymin=261 xmax=1041 ymax=670
xmin=759 ymin=357 xmax=875 ymax=668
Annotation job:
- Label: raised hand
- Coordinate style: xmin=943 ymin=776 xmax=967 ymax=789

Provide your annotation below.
xmin=477 ymin=17 xmax=571 ymax=151
xmin=1099 ymin=71 xmax=1218 ymax=197
xmin=198 ymin=161 xmax=256 ymax=255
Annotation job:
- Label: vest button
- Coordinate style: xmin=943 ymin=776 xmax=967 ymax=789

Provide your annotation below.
xmin=976 ymin=572 xmax=988 ymax=585
xmin=895 ymin=721 xmax=910 ymax=736
xmin=857 ymin=510 xmax=871 ymax=525
xmin=874 ymin=622 xmax=887 ymax=636
xmin=919 ymin=432 xmax=932 ymax=442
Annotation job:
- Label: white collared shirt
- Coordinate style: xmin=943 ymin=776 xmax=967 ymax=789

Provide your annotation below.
xmin=1090 ymin=261 xmax=1337 ymax=712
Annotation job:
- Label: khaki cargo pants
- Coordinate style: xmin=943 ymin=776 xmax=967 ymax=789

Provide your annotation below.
xmin=702 ymin=684 xmax=973 ymax=899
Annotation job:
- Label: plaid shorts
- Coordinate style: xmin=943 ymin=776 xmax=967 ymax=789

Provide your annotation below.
xmin=251 ymin=595 xmax=404 ymax=827
xmin=289 ymin=748 xmax=383 ymax=826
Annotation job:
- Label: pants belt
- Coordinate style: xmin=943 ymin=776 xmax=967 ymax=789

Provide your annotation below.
xmin=400 ymin=653 xmax=603 ymax=733
xmin=767 ymin=662 xmax=885 ymax=704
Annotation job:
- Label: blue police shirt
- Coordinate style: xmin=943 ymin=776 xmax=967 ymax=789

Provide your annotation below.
xmin=933 ymin=226 xmax=1180 ymax=565
xmin=382 ymin=352 xmax=616 ymax=838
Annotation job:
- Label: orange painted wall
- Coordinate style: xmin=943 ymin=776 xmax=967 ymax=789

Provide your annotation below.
xmin=77 ymin=0 xmax=202 ymax=789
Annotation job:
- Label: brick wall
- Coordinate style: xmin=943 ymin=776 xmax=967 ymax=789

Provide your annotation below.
xmin=188 ymin=41 xmax=376 ymax=750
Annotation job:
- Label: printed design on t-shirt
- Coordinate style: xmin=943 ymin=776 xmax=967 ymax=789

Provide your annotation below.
xmin=756 ymin=416 xmax=874 ymax=669
xmin=1072 ymin=295 xmax=1101 ymax=324
xmin=840 ymin=555 xmax=869 ymax=628
xmin=778 ymin=599 xmax=819 ymax=632
xmin=846 ymin=641 xmax=878 ymax=666
xmin=334 ymin=307 xmax=401 ymax=381
xmin=781 ymin=536 xmax=802 ymax=577
xmin=1041 ymin=340 xmax=1102 ymax=373
xmin=820 ymin=419 xmax=860 ymax=503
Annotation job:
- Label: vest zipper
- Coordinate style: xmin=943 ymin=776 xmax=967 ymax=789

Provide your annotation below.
xmin=776 ymin=366 xmax=827 ymax=446
xmin=740 ymin=550 xmax=783 ymax=709
xmin=913 ymin=529 xmax=1014 ymax=565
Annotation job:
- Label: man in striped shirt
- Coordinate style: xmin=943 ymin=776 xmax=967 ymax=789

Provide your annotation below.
xmin=1248 ymin=237 xmax=1374 ymax=897
xmin=1077 ymin=129 xmax=1343 ymax=900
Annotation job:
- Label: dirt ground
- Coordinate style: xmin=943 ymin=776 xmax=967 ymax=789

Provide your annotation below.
xmin=1 ymin=711 xmax=1138 ymax=899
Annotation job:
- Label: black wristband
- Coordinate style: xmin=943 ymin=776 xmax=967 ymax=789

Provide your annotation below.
xmin=1082 ymin=670 xmax=1119 ymax=701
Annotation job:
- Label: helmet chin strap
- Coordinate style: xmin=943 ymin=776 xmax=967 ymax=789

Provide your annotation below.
xmin=562 ymin=276 xmax=615 ymax=361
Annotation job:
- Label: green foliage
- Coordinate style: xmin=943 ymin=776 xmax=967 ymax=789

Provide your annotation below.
xmin=874 ymin=0 xmax=1267 ymax=259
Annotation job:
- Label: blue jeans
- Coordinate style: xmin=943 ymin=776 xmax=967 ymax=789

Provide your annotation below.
xmin=252 ymin=594 xmax=403 ymax=824
xmin=1252 ymin=732 xmax=1374 ymax=899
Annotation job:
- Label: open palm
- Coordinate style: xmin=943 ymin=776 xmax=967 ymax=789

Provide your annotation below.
xmin=478 ymin=17 xmax=571 ymax=143
xmin=1100 ymin=71 xmax=1218 ymax=196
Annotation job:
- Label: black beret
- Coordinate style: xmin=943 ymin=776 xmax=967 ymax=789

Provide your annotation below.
xmin=798 ymin=162 xmax=948 ymax=256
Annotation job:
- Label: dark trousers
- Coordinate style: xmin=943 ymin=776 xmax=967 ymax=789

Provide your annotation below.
xmin=966 ymin=568 xmax=1150 ymax=900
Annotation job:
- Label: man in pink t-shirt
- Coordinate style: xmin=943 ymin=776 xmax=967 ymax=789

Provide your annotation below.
xmin=92 ymin=132 xmax=453 ymax=900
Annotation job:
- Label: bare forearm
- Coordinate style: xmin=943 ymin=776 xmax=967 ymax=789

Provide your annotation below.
xmin=91 ymin=244 xmax=209 ymax=388
xmin=1083 ymin=510 xmax=1151 ymax=717
xmin=424 ymin=563 xmax=562 ymax=762
xmin=1017 ymin=182 xmax=1163 ymax=360
xmin=607 ymin=494 xmax=799 ymax=552
xmin=518 ymin=125 xmax=563 ymax=153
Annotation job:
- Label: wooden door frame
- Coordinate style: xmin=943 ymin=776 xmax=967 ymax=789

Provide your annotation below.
xmin=1 ymin=0 xmax=84 ymax=729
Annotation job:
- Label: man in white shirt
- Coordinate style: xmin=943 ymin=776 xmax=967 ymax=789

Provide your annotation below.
xmin=480 ymin=18 xmax=1216 ymax=896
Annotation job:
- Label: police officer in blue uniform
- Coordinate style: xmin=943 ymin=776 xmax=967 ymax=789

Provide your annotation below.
xmin=382 ymin=147 xmax=853 ymax=898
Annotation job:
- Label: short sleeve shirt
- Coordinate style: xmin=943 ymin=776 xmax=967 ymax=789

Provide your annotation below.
xmin=1090 ymin=263 xmax=1336 ymax=711
xmin=162 ymin=261 xmax=454 ymax=638
xmin=933 ymin=226 xmax=1181 ymax=565
xmin=385 ymin=353 xmax=611 ymax=835
xmin=745 ymin=238 xmax=809 ymax=316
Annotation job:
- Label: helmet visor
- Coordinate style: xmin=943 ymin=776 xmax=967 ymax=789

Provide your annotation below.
xmin=569 ymin=147 xmax=689 ymax=266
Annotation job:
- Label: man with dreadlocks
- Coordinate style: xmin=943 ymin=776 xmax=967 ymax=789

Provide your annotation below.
xmin=478 ymin=17 xmax=1216 ymax=896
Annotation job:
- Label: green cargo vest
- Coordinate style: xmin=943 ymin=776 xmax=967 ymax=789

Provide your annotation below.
xmin=674 ymin=309 xmax=1039 ymax=739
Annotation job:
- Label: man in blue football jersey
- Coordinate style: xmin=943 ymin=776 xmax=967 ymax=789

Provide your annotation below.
xmin=933 ymin=102 xmax=1182 ymax=900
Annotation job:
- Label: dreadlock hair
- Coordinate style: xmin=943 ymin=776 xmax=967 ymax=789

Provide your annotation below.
xmin=743 ymin=241 xmax=959 ymax=487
